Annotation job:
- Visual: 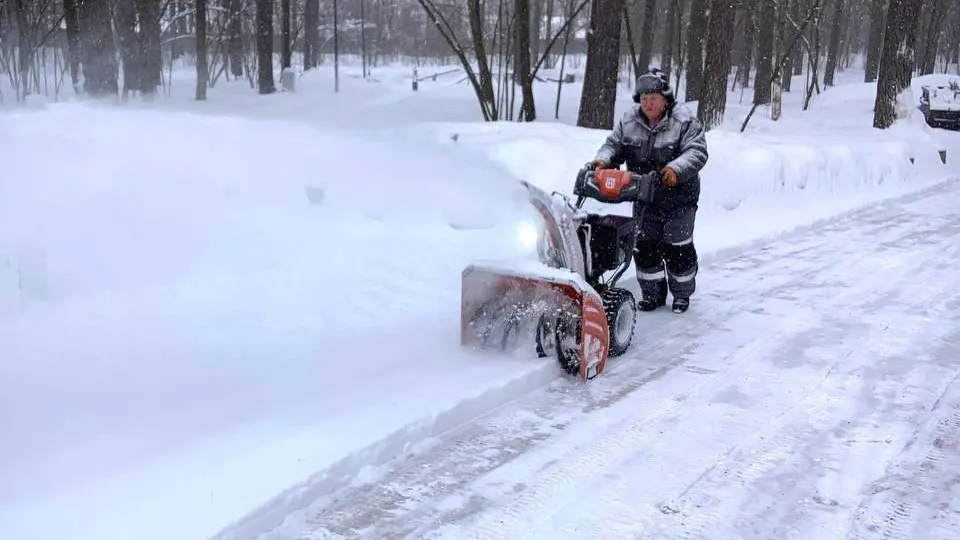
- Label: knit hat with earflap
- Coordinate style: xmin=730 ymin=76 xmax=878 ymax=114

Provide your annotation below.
xmin=632 ymin=68 xmax=675 ymax=109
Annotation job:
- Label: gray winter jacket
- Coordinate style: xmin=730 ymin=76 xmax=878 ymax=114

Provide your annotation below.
xmin=594 ymin=104 xmax=709 ymax=211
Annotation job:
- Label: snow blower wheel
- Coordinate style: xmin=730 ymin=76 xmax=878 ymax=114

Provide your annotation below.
xmin=602 ymin=287 xmax=636 ymax=357
xmin=536 ymin=312 xmax=581 ymax=375
xmin=554 ymin=313 xmax=583 ymax=376
xmin=535 ymin=314 xmax=555 ymax=358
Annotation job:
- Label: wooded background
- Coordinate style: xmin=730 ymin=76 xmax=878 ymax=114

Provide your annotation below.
xmin=1 ymin=0 xmax=958 ymax=129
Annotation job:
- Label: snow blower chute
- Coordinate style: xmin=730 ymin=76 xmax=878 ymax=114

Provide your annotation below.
xmin=460 ymin=166 xmax=660 ymax=380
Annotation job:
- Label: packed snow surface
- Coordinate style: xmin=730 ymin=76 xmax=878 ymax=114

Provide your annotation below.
xmin=1 ymin=62 xmax=959 ymax=540
xmin=258 ymin=176 xmax=960 ymax=540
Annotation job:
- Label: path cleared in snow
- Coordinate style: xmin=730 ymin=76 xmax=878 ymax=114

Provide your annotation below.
xmin=236 ymin=177 xmax=960 ymax=540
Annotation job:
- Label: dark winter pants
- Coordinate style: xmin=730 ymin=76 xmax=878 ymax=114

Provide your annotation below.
xmin=633 ymin=205 xmax=698 ymax=302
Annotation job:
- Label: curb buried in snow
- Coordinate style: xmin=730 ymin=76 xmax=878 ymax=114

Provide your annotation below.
xmin=212 ymin=173 xmax=960 ymax=540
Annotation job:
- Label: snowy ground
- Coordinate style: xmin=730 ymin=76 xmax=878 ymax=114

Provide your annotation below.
xmin=2 ymin=59 xmax=960 ymax=540
xmin=246 ymin=176 xmax=960 ymax=540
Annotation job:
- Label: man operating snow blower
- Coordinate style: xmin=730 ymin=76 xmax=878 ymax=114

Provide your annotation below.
xmin=587 ymin=68 xmax=708 ymax=313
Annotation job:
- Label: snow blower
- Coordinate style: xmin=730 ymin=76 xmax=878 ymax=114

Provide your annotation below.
xmin=460 ymin=166 xmax=660 ymax=380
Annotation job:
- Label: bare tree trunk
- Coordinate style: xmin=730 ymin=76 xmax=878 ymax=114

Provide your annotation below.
xmin=281 ymin=0 xmax=291 ymax=69
xmin=792 ymin=0 xmax=805 ymax=77
xmin=530 ymin=0 xmax=542 ymax=65
xmin=13 ymin=0 xmax=32 ymax=99
xmin=771 ymin=0 xmax=787 ymax=119
xmin=624 ymin=7 xmax=641 ymax=74
xmin=516 ymin=0 xmax=536 ymax=120
xmin=864 ymin=0 xmax=884 ymax=82
xmin=577 ymin=0 xmax=625 ymax=128
xmin=137 ymin=0 xmax=162 ymax=96
xmin=63 ymin=0 xmax=81 ymax=88
xmin=684 ymin=0 xmax=709 ymax=101
xmin=697 ymin=0 xmax=737 ymax=129
xmin=115 ymin=0 xmax=140 ymax=96
xmin=467 ymin=0 xmax=498 ymax=118
xmin=802 ymin=5 xmax=824 ymax=109
xmin=196 ymin=0 xmax=208 ymax=100
xmin=228 ymin=0 xmax=244 ymax=77
xmin=661 ymin=0 xmax=678 ymax=79
xmin=785 ymin=0 xmax=798 ymax=89
xmin=873 ymin=0 xmax=922 ymax=128
xmin=823 ymin=0 xmax=844 ymax=86
xmin=116 ymin=0 xmax=162 ymax=97
xmin=735 ymin=0 xmax=756 ymax=89
xmin=919 ymin=0 xmax=946 ymax=75
xmin=753 ymin=0 xmax=776 ymax=104
xmin=544 ymin=0 xmax=556 ymax=68
xmin=256 ymin=0 xmax=275 ymax=94
xmin=174 ymin=0 xmax=188 ymax=60
xmin=637 ymin=0 xmax=656 ymax=71
xmin=79 ymin=0 xmax=118 ymax=97
xmin=948 ymin=3 xmax=960 ymax=71
xmin=304 ymin=0 xmax=319 ymax=70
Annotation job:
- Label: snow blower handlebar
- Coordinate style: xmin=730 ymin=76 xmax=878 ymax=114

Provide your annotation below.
xmin=573 ymin=167 xmax=660 ymax=208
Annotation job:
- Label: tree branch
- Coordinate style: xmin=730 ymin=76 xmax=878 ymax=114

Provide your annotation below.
xmin=413 ymin=0 xmax=493 ymax=120
xmin=740 ymin=0 xmax=822 ymax=132
xmin=531 ymin=0 xmax=591 ymax=78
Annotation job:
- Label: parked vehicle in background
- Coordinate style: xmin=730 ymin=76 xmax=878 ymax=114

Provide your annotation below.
xmin=920 ymin=79 xmax=960 ymax=130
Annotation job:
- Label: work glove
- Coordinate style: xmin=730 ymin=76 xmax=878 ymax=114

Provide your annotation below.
xmin=661 ymin=166 xmax=678 ymax=188
xmin=591 ymin=159 xmax=609 ymax=169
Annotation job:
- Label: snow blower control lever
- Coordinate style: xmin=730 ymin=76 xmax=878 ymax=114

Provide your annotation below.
xmin=573 ymin=167 xmax=660 ymax=207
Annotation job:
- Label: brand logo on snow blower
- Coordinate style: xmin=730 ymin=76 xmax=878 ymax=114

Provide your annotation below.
xmin=584 ymin=333 xmax=606 ymax=366
xmin=604 ymin=177 xmax=617 ymax=190
xmin=580 ymin=296 xmax=608 ymax=379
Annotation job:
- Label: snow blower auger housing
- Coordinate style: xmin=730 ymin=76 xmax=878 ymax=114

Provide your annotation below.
xmin=461 ymin=166 xmax=660 ymax=381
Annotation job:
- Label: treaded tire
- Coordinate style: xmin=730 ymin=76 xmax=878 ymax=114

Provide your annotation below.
xmin=554 ymin=314 xmax=582 ymax=375
xmin=535 ymin=314 xmax=553 ymax=358
xmin=602 ymin=287 xmax=636 ymax=357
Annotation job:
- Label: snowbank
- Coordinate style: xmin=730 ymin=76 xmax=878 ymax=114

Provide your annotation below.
xmin=0 ymin=105 xmax=551 ymax=540
xmin=418 ymin=80 xmax=953 ymax=268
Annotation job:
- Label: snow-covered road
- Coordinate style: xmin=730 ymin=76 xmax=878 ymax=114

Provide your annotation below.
xmin=237 ymin=177 xmax=960 ymax=540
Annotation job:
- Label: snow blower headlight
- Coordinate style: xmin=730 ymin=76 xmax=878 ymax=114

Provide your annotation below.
xmin=517 ymin=220 xmax=541 ymax=252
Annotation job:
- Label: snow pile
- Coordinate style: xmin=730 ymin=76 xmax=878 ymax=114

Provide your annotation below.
xmin=0 ymin=105 xmax=550 ymax=540
xmin=0 ymin=105 xmax=529 ymax=312
xmin=419 ymin=80 xmax=952 ymax=262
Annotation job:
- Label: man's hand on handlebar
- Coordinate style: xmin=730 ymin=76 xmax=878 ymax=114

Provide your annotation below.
xmin=661 ymin=166 xmax=678 ymax=188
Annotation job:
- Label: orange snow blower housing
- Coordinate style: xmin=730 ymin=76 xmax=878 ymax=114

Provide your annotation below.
xmin=461 ymin=166 xmax=661 ymax=381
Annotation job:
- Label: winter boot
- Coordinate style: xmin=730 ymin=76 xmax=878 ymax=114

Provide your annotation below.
xmin=639 ymin=293 xmax=667 ymax=312
xmin=672 ymin=297 xmax=689 ymax=313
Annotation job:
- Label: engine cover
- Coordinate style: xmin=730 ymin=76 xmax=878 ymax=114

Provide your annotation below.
xmin=582 ymin=213 xmax=637 ymax=277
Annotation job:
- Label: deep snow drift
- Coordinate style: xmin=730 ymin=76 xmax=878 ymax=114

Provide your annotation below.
xmin=0 ymin=106 xmax=548 ymax=540
xmin=1 ymin=64 xmax=959 ymax=540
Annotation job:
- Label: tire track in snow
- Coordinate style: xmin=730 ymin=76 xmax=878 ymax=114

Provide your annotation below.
xmin=843 ymin=370 xmax=960 ymax=540
xmin=525 ymin=210 xmax=960 ymax=540
xmin=637 ymin=304 xmax=960 ymax=540
xmin=624 ymin=212 xmax=960 ymax=540
xmin=424 ymin=323 xmax=806 ymax=540
xmin=257 ymin=181 xmax=960 ymax=540
xmin=254 ymin=289 xmax=798 ymax=540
